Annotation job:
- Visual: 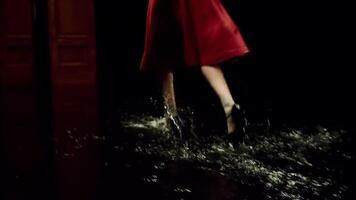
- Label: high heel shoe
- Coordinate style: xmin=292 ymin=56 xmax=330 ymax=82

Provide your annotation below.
xmin=225 ymin=103 xmax=248 ymax=146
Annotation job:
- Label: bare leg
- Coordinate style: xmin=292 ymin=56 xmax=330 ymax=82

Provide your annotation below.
xmin=157 ymin=69 xmax=185 ymax=139
xmin=201 ymin=65 xmax=236 ymax=134
xmin=157 ymin=69 xmax=177 ymax=117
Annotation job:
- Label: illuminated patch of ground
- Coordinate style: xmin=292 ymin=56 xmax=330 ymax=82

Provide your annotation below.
xmin=106 ymin=112 xmax=353 ymax=200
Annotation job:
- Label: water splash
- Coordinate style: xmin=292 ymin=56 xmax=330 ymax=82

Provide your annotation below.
xmin=55 ymin=105 xmax=354 ymax=199
xmin=109 ymin=110 xmax=354 ymax=200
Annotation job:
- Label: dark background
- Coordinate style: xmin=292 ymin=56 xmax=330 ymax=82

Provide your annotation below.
xmin=95 ymin=0 xmax=354 ymax=128
xmin=0 ymin=1 xmax=354 ymax=200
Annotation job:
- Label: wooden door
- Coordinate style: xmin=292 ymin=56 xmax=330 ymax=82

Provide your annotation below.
xmin=47 ymin=0 xmax=99 ymax=200
xmin=48 ymin=0 xmax=97 ymax=86
xmin=1 ymin=0 xmax=99 ymax=199
xmin=0 ymin=0 xmax=46 ymax=199
xmin=0 ymin=0 xmax=34 ymax=86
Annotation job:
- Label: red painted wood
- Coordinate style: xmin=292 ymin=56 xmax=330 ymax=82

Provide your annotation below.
xmin=0 ymin=0 xmax=44 ymax=199
xmin=48 ymin=0 xmax=99 ymax=199
xmin=0 ymin=0 xmax=34 ymax=86
xmin=48 ymin=0 xmax=97 ymax=86
xmin=1 ymin=0 xmax=99 ymax=198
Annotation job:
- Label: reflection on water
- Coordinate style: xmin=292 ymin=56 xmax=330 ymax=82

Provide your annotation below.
xmin=57 ymin=106 xmax=354 ymax=200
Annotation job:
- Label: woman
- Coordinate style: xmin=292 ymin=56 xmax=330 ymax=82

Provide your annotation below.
xmin=140 ymin=0 xmax=250 ymax=144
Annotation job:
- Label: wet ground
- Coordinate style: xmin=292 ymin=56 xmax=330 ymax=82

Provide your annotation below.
xmin=55 ymin=99 xmax=355 ymax=200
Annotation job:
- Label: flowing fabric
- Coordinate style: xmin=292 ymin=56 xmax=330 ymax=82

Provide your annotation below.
xmin=140 ymin=0 xmax=250 ymax=71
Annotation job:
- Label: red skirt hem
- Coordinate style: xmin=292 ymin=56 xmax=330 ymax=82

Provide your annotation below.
xmin=139 ymin=0 xmax=250 ymax=71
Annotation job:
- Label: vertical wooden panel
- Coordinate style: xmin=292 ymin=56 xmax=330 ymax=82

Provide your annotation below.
xmin=48 ymin=0 xmax=99 ymax=199
xmin=0 ymin=0 xmax=34 ymax=86
xmin=49 ymin=0 xmax=97 ymax=86
xmin=0 ymin=0 xmax=44 ymax=199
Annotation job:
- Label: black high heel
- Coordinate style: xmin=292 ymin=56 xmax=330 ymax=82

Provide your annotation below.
xmin=225 ymin=103 xmax=248 ymax=146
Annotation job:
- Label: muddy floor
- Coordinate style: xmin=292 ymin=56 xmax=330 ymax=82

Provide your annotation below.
xmin=56 ymin=100 xmax=355 ymax=200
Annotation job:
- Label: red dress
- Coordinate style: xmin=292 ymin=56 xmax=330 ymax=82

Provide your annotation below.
xmin=140 ymin=0 xmax=250 ymax=71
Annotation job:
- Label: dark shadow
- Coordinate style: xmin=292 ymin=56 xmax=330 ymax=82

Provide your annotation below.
xmin=94 ymin=0 xmax=355 ymax=200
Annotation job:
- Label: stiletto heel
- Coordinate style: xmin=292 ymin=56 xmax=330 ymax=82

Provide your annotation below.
xmin=225 ymin=103 xmax=248 ymax=146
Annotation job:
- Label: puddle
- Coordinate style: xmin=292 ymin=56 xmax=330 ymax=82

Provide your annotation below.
xmin=56 ymin=104 xmax=354 ymax=199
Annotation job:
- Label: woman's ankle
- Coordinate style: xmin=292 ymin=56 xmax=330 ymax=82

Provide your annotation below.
xmin=223 ymin=102 xmax=235 ymax=116
xmin=163 ymin=104 xmax=178 ymax=118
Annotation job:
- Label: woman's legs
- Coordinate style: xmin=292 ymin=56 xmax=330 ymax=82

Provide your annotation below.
xmin=157 ymin=69 xmax=185 ymax=139
xmin=201 ymin=65 xmax=237 ymax=134
xmin=157 ymin=68 xmax=177 ymax=117
xmin=157 ymin=65 xmax=239 ymax=135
